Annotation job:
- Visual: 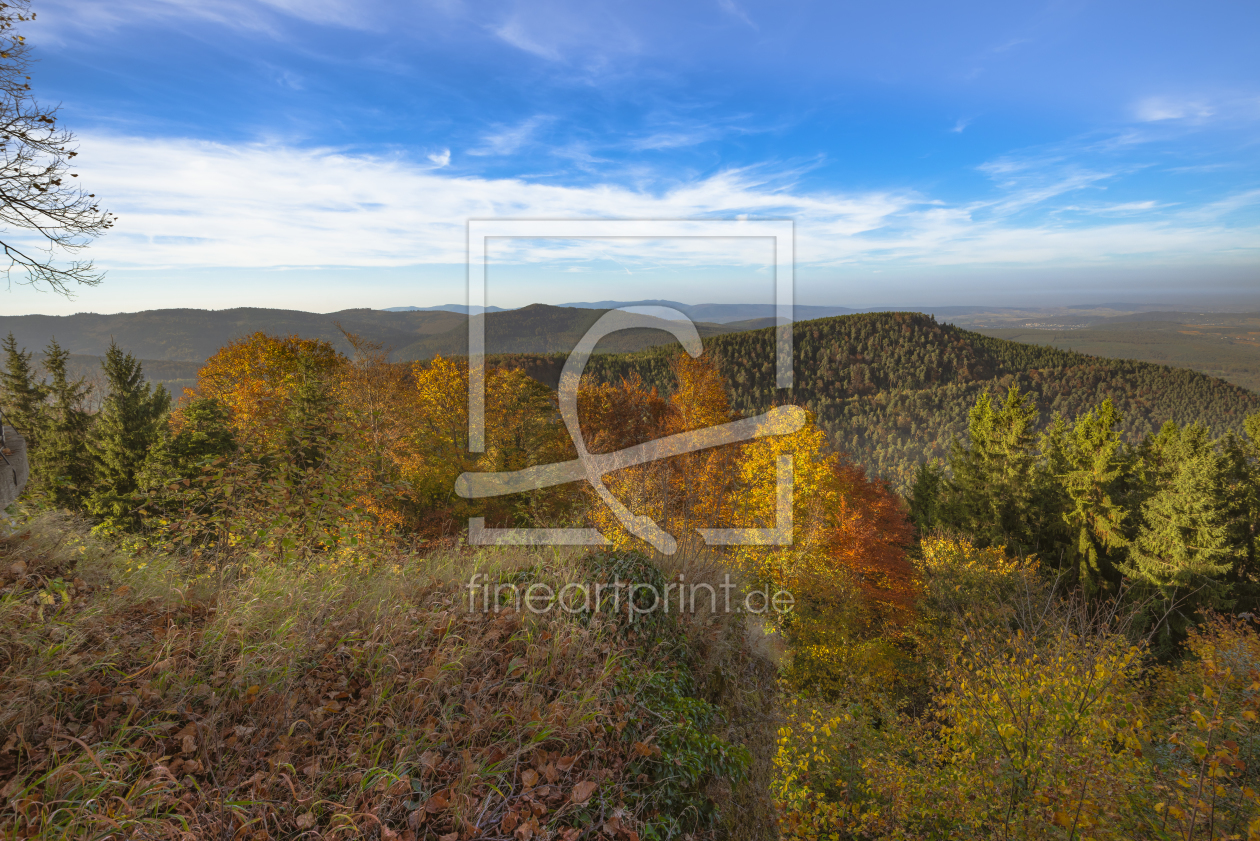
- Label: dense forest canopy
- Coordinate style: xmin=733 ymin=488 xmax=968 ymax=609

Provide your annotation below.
xmin=575 ymin=312 xmax=1260 ymax=487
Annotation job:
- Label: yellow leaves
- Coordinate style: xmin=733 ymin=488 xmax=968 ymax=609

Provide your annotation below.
xmin=185 ymin=331 xmax=341 ymax=451
xmin=397 ymin=357 xmax=560 ymax=522
xmin=631 ymin=741 xmax=656 ymax=757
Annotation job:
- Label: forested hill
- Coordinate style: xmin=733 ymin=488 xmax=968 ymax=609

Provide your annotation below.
xmin=576 ymin=311 xmax=1260 ymax=488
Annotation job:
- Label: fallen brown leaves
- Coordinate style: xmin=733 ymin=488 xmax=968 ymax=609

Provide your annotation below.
xmin=0 ymin=517 xmax=693 ymax=840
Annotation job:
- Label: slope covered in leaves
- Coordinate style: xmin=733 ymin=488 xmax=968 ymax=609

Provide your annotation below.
xmin=576 ymin=312 xmax=1260 ymax=487
xmin=0 ymin=517 xmax=776 ymax=841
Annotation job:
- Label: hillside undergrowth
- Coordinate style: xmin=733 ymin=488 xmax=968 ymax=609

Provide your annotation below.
xmin=0 ymin=514 xmax=777 ymax=841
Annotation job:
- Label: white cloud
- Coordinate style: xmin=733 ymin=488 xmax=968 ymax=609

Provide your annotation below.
xmin=1133 ymin=96 xmax=1215 ymax=123
xmin=630 ymin=129 xmax=719 ymax=151
xmin=492 ymin=16 xmax=563 ymax=61
xmin=63 ymin=133 xmax=1260 ymax=277
xmin=427 ymin=148 xmax=452 ymax=167
xmin=716 ymin=0 xmax=756 ymax=29
xmin=469 ymin=116 xmax=552 ymax=156
xmin=1080 ymin=200 xmax=1163 ymax=215
xmin=991 ymin=37 xmax=1029 ymax=53
xmin=32 ymin=0 xmax=373 ymax=43
xmin=976 ymin=155 xmax=1117 ymax=217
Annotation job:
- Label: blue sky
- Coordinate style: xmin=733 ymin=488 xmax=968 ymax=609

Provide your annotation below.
xmin=5 ymin=0 xmax=1259 ymax=314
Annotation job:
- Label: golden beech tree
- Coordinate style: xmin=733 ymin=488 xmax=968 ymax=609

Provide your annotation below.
xmin=661 ymin=352 xmax=740 ymax=534
xmin=332 ymin=333 xmax=416 ymax=532
xmin=731 ymin=412 xmax=838 ymax=596
xmin=581 ymin=353 xmax=742 ymax=552
xmin=732 ymin=408 xmax=917 ymax=697
xmin=393 ymin=356 xmax=562 ymax=532
xmin=580 ymin=373 xmax=673 ymax=549
xmin=183 ymin=332 xmax=342 ymax=452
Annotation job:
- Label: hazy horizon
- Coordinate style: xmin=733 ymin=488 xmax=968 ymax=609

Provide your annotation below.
xmin=1 ymin=0 xmax=1255 ymax=317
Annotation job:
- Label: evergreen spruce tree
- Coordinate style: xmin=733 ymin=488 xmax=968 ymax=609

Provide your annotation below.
xmin=908 ymin=460 xmax=945 ymax=533
xmin=1123 ymin=424 xmax=1240 ymax=641
xmin=941 ymin=385 xmax=1040 ymax=552
xmin=166 ymin=398 xmax=236 ymax=467
xmin=1216 ymin=413 xmax=1260 ymax=612
xmin=35 ymin=339 xmax=94 ymax=507
xmin=86 ymin=341 xmax=171 ymax=525
xmin=1056 ymin=399 xmax=1129 ymax=597
xmin=1 ymin=333 xmax=47 ymax=444
xmin=137 ymin=397 xmax=236 ymax=491
xmin=1033 ymin=414 xmax=1074 ymax=561
xmin=285 ymin=354 xmax=335 ymax=475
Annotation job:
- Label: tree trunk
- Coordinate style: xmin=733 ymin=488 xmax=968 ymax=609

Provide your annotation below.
xmin=0 ymin=425 xmax=29 ymax=509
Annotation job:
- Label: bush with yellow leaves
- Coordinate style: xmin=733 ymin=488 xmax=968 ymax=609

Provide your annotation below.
xmin=862 ymin=595 xmax=1157 ymax=839
xmin=1146 ymin=614 xmax=1260 ymax=839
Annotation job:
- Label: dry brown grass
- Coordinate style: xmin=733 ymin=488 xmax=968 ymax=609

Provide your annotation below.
xmin=0 ymin=514 xmax=778 ymax=841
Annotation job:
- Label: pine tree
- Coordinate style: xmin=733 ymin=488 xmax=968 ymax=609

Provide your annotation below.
xmin=35 ymin=339 xmax=94 ymax=507
xmin=166 ymin=398 xmax=236 ymax=467
xmin=941 ymin=385 xmax=1040 ymax=552
xmin=908 ymin=460 xmax=945 ymax=533
xmin=86 ymin=341 xmax=171 ymax=523
xmin=1123 ymin=424 xmax=1241 ymax=640
xmin=1055 ymin=399 xmax=1129 ymax=597
xmin=1216 ymin=413 xmax=1260 ymax=612
xmin=285 ymin=353 xmax=335 ymax=475
xmin=1 ymin=332 xmax=47 ymax=445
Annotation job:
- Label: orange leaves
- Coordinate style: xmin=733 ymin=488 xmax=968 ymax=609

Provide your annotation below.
xmin=583 ymin=352 xmax=742 ymax=550
xmin=662 ymin=352 xmax=739 ymax=529
xmin=183 ymin=331 xmax=341 ymax=452
xmin=578 ymin=372 xmax=670 ymax=455
xmin=396 ymin=356 xmax=563 ymax=529
xmin=825 ymin=459 xmax=917 ymax=626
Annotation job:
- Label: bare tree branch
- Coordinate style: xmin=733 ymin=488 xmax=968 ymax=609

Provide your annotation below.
xmin=0 ymin=0 xmax=115 ymax=296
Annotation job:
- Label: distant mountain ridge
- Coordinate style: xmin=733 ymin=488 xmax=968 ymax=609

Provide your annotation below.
xmin=0 ymin=304 xmax=772 ymax=368
xmin=388 ymin=300 xmax=859 ymax=323
xmin=6 ymin=304 xmax=1257 ymax=416
xmin=382 ymin=304 xmax=513 ymax=314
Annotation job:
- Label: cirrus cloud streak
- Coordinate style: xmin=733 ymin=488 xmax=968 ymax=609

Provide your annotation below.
xmin=72 ymin=134 xmax=1260 ymax=274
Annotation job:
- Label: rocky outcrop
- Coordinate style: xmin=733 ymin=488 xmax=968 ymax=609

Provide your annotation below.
xmin=1 ymin=426 xmax=29 ymax=510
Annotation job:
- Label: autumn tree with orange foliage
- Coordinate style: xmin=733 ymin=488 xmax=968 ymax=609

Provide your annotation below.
xmin=580 ymin=372 xmax=673 ymax=547
xmin=182 ymin=331 xmax=342 ymax=454
xmin=331 ymin=332 xmax=417 ymax=532
xmin=730 ymin=399 xmax=917 ymax=698
xmin=581 ymin=353 xmax=743 ymax=553
xmin=661 ymin=352 xmax=741 ymax=539
xmin=826 ymin=460 xmax=917 ymax=629
xmin=393 ymin=355 xmax=569 ymax=537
